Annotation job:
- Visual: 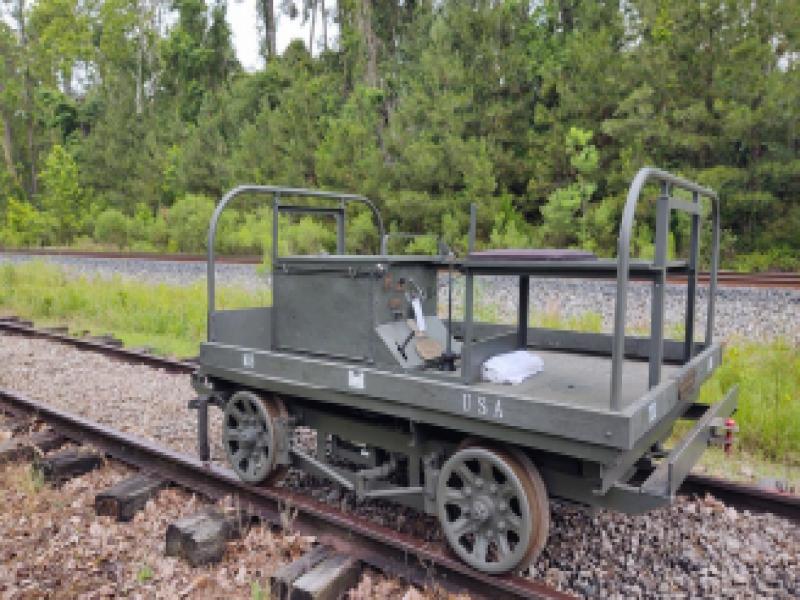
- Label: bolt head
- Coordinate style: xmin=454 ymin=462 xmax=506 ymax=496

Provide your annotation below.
xmin=463 ymin=486 xmax=472 ymax=497
xmin=489 ymin=483 xmax=498 ymax=494
xmin=497 ymin=520 xmax=506 ymax=530
xmin=475 ymin=477 xmax=483 ymax=488
xmin=497 ymin=500 xmax=507 ymax=512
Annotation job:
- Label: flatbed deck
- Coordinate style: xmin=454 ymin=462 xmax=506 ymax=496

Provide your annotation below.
xmin=200 ymin=334 xmax=720 ymax=456
xmin=472 ymin=349 xmax=680 ymax=411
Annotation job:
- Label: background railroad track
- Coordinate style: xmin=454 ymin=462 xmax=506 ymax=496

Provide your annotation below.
xmin=2 ymin=249 xmax=799 ymax=289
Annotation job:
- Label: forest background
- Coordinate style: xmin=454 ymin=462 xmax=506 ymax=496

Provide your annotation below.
xmin=0 ymin=0 xmax=798 ymax=269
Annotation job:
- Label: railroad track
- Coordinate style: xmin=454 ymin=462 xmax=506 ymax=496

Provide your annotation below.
xmin=0 ymin=316 xmax=797 ymax=598
xmin=1 ymin=315 xmax=798 ymax=525
xmin=2 ymin=249 xmax=799 ymax=289
xmin=0 ymin=316 xmax=569 ymax=600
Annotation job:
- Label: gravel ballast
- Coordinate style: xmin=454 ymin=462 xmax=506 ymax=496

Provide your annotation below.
xmin=3 ymin=252 xmax=799 ymax=343
xmin=0 ymin=333 xmax=797 ymax=598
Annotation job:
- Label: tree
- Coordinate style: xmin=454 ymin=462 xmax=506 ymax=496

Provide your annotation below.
xmin=160 ymin=0 xmax=238 ymax=122
xmin=38 ymin=144 xmax=89 ymax=243
xmin=540 ymin=127 xmax=598 ymax=247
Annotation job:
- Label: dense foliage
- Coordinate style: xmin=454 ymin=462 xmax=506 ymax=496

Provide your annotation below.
xmin=0 ymin=1 xmax=798 ymax=267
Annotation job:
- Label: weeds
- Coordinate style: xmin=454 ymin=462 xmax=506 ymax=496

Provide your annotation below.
xmin=0 ymin=261 xmax=270 ymax=357
xmin=27 ymin=466 xmax=45 ymax=493
xmin=136 ymin=564 xmax=154 ymax=583
xmin=251 ymin=580 xmax=268 ymax=600
xmin=699 ymin=340 xmax=800 ymax=464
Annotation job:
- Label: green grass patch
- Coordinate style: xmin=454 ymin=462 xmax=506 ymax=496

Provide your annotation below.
xmin=0 ymin=261 xmax=270 ymax=357
xmin=697 ymin=340 xmax=800 ymax=464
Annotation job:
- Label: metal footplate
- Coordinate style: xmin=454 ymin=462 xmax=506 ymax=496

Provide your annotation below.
xmin=640 ymin=385 xmax=739 ymax=499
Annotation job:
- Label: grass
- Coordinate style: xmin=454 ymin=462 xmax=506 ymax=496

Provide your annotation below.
xmin=0 ymin=261 xmax=270 ymax=357
xmin=0 ymin=260 xmax=797 ymax=466
xmin=697 ymin=340 xmax=800 ymax=464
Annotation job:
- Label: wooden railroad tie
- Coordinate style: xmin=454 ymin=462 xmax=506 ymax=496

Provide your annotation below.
xmin=0 ymin=415 xmax=36 ymax=436
xmin=165 ymin=508 xmax=250 ymax=567
xmin=41 ymin=325 xmax=69 ymax=335
xmin=95 ymin=473 xmax=167 ymax=522
xmin=88 ymin=334 xmax=124 ymax=347
xmin=0 ymin=430 xmax=67 ymax=465
xmin=33 ymin=448 xmax=104 ymax=484
xmin=270 ymin=545 xmax=362 ymax=600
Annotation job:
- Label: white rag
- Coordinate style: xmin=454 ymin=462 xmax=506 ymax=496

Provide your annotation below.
xmin=411 ymin=297 xmax=426 ymax=332
xmin=482 ymin=350 xmax=544 ymax=385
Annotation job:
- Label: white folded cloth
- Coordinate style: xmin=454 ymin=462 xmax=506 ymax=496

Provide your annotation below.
xmin=482 ymin=350 xmax=544 ymax=384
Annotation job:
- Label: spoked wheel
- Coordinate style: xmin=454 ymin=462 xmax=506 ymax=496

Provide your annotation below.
xmin=436 ymin=444 xmax=550 ymax=574
xmin=222 ymin=390 xmax=287 ymax=484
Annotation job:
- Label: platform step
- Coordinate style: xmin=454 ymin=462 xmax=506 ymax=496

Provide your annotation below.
xmin=95 ymin=473 xmax=167 ymax=521
xmin=0 ymin=431 xmax=67 ymax=465
xmin=34 ymin=449 xmax=104 ymax=484
xmin=165 ymin=509 xmax=248 ymax=567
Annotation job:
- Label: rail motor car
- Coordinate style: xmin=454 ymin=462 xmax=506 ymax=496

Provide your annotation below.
xmin=191 ymin=167 xmax=738 ymax=574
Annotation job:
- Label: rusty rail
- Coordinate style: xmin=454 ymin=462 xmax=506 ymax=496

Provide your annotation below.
xmin=0 ymin=387 xmax=571 ymax=600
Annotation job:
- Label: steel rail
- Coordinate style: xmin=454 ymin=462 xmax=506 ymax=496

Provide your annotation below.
xmin=0 ymin=317 xmax=194 ymax=373
xmin=680 ymin=473 xmax=799 ymax=523
xmin=0 ymin=387 xmax=571 ymax=600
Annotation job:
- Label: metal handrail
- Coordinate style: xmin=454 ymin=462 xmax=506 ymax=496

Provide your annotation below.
xmin=610 ymin=168 xmax=720 ymax=410
xmin=206 ymin=184 xmax=385 ymax=322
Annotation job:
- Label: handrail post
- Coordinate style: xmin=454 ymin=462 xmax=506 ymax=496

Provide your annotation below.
xmin=706 ymin=189 xmax=720 ymax=345
xmin=610 ymin=168 xmax=719 ymax=411
xmin=462 ymin=204 xmax=477 ymax=383
xmin=648 ymin=183 xmax=670 ymax=388
xmin=684 ymin=191 xmax=700 ymax=360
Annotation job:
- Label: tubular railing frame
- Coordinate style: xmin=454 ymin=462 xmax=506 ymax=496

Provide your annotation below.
xmin=610 ymin=168 xmax=719 ymax=410
xmin=206 ymin=185 xmax=385 ymax=338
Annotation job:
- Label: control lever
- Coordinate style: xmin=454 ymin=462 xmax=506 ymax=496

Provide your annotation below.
xmin=396 ymin=329 xmax=416 ymax=360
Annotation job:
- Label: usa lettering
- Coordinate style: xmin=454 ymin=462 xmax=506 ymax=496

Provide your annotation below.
xmin=462 ymin=393 xmax=503 ymax=420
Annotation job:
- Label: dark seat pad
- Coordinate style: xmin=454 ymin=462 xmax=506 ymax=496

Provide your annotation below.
xmin=468 ymin=248 xmax=597 ymax=261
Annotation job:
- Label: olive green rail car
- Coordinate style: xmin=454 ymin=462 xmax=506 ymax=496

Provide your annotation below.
xmin=191 ymin=168 xmax=738 ymax=574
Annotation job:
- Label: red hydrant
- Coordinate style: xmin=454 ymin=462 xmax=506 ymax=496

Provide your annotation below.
xmin=724 ymin=417 xmax=736 ymax=455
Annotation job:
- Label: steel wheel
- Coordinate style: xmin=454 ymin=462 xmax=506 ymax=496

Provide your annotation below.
xmin=507 ymin=447 xmax=550 ymax=567
xmin=437 ymin=445 xmax=547 ymax=574
xmin=223 ymin=391 xmax=283 ymax=484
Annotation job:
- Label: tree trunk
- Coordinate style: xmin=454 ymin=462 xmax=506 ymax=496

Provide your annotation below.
xmin=0 ymin=47 xmax=19 ymax=186
xmin=309 ymin=0 xmax=316 ymax=55
xmin=16 ymin=0 xmax=36 ymax=194
xmin=358 ymin=0 xmax=378 ymax=86
xmin=0 ymin=109 xmax=18 ymax=187
xmin=135 ymin=1 xmax=145 ymax=115
xmin=321 ymin=0 xmax=327 ymax=51
xmin=261 ymin=0 xmax=276 ymax=58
